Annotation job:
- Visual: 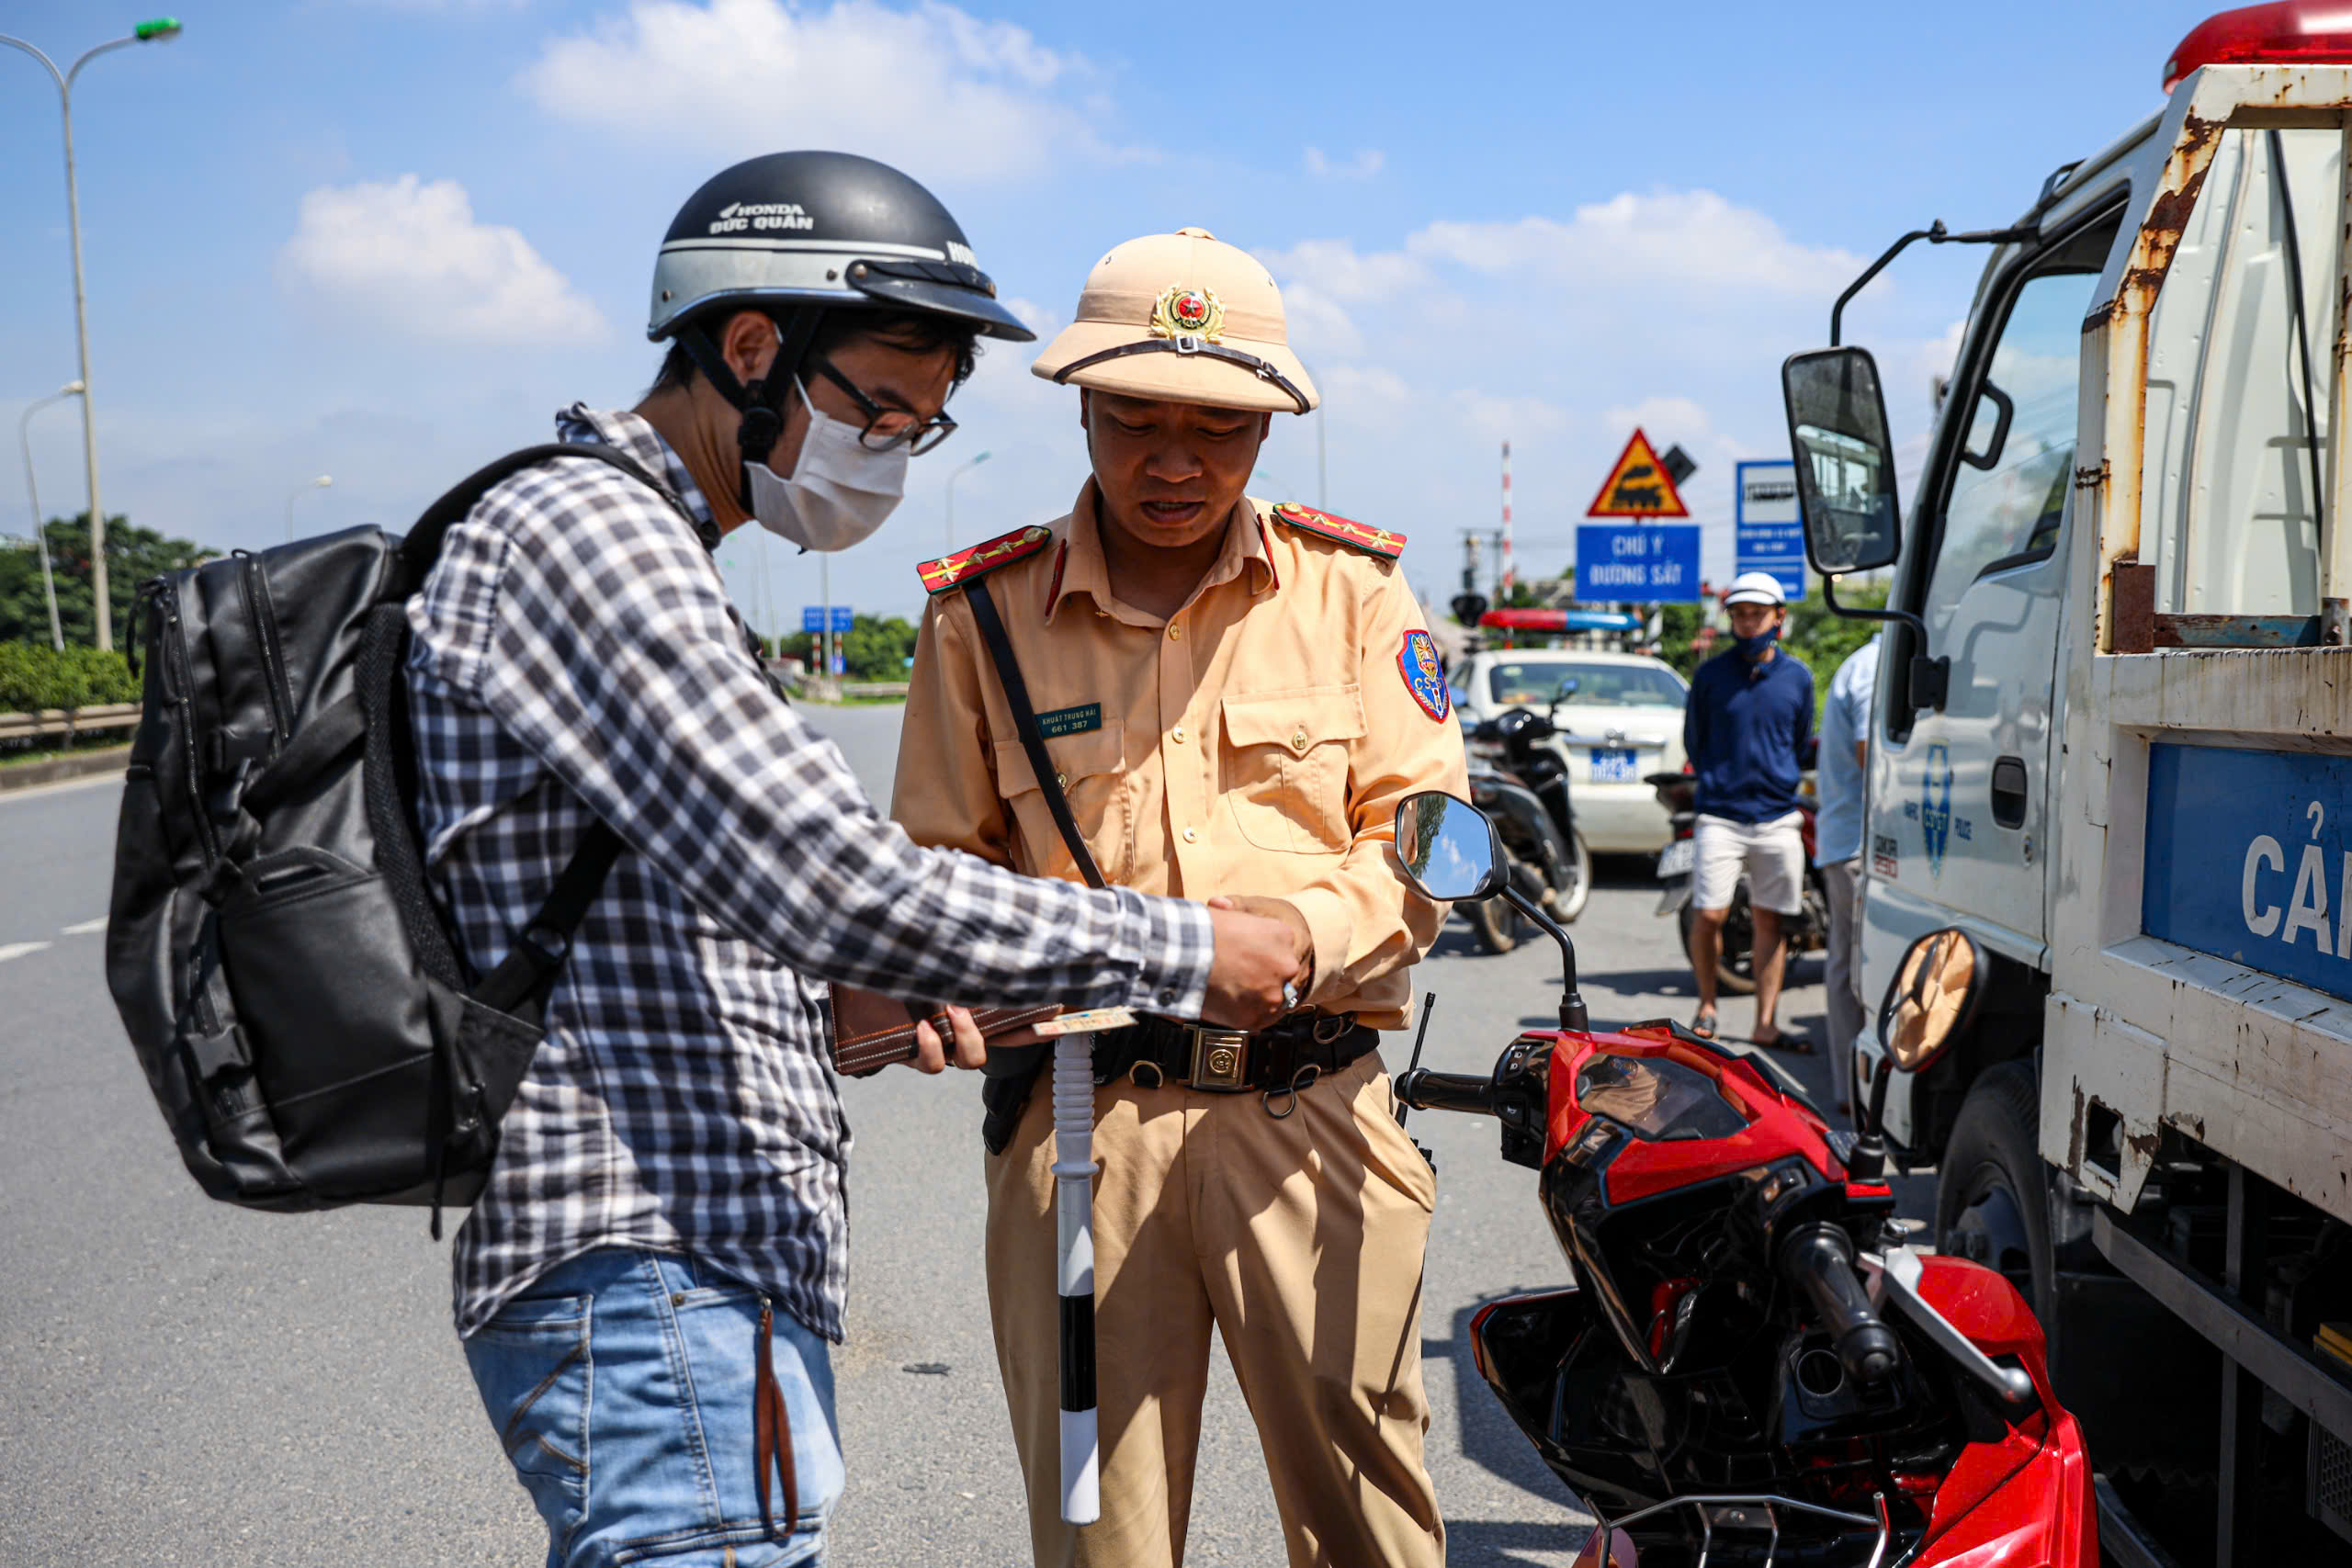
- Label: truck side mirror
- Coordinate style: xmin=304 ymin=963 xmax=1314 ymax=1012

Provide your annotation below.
xmin=1782 ymin=347 xmax=1904 ymax=577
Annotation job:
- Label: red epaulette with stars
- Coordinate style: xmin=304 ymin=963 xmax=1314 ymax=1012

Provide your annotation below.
xmin=916 ymin=523 xmax=1057 ymax=595
xmin=1268 ymin=502 xmax=1405 ymax=559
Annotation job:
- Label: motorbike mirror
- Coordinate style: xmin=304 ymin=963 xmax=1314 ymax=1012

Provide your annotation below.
xmin=1392 ymin=792 xmax=1508 ymax=902
xmin=1878 ymin=927 xmax=1986 ymax=1074
xmin=1554 ymin=676 xmax=1579 ymax=700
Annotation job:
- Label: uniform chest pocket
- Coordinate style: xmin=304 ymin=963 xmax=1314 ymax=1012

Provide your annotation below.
xmin=1221 ymin=684 xmax=1365 ymax=854
xmin=992 ymin=722 xmax=1133 ymax=885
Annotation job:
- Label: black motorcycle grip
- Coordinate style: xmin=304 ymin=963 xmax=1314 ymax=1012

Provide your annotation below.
xmin=1779 ymin=1224 xmax=1902 ymax=1386
xmin=1394 ymin=1068 xmax=1498 ymax=1117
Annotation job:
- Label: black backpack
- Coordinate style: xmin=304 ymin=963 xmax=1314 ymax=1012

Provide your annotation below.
xmin=106 ymin=444 xmax=685 ymax=1233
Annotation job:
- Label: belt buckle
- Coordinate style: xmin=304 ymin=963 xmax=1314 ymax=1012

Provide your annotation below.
xmin=1187 ymin=1028 xmax=1250 ymax=1092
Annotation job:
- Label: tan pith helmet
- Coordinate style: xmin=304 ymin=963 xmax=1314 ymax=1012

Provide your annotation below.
xmin=1032 ymin=227 xmax=1319 ymax=414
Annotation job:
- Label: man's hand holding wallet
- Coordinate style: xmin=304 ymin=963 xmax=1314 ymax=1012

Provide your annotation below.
xmin=829 ymin=898 xmax=1311 ymax=1076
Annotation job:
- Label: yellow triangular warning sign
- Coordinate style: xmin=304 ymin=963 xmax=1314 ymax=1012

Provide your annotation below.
xmin=1586 ymin=428 xmax=1690 ymax=518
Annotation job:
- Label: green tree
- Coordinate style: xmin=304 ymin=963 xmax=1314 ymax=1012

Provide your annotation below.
xmin=777 ymin=613 xmax=922 ymax=681
xmin=1782 ymin=580 xmax=1887 ymax=718
xmin=1653 ymin=602 xmax=1710 ymax=679
xmin=0 ymin=513 xmax=213 ymax=648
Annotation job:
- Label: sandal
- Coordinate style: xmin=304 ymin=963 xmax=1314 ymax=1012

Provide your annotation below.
xmin=1690 ymin=1009 xmax=1717 ymax=1039
xmin=1753 ymin=1027 xmax=1816 ymax=1055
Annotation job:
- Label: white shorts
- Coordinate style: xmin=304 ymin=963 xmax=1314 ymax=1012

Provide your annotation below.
xmin=1692 ymin=811 xmax=1806 ymax=916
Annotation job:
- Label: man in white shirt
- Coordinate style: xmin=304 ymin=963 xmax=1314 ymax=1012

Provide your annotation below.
xmin=1815 ymin=634 xmax=1882 ymax=1117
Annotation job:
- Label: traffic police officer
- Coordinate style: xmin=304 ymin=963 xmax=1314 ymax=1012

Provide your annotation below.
xmin=845 ymin=228 xmax=1466 ymax=1567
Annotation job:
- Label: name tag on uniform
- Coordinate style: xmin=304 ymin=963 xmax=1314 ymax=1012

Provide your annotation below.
xmin=1037 ymin=703 xmax=1102 ymax=738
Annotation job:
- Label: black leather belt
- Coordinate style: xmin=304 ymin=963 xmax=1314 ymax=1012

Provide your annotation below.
xmin=1091 ymin=1012 xmax=1375 ymax=1095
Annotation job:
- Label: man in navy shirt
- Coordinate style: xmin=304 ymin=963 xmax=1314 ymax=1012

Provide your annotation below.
xmin=1683 ymin=572 xmax=1815 ymax=1046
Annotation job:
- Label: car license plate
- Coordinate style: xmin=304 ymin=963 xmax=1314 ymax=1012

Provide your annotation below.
xmin=1589 ymin=747 xmax=1640 ymax=784
xmin=1657 ymin=838 xmax=1695 ymax=879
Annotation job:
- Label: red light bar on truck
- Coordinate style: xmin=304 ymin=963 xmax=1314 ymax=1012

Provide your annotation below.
xmin=2165 ymin=1 xmax=2352 ymax=93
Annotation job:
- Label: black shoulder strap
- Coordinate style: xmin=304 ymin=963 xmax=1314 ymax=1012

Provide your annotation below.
xmin=963 ymin=577 xmax=1105 ymax=891
xmin=398 ymin=439 xmax=701 ymax=1015
xmin=396 ymin=441 xmax=703 ymax=590
xmin=469 ymin=829 xmax=628 ymax=1019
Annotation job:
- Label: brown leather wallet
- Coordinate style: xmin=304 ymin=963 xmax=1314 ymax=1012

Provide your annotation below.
xmin=830 ymin=1000 xmax=1064 ymax=1077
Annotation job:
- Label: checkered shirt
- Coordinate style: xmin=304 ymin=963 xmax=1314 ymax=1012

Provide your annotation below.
xmin=407 ymin=405 xmax=1213 ymax=1340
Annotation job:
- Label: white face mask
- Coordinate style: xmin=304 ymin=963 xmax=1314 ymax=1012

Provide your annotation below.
xmin=744 ymin=378 xmax=910 ymax=552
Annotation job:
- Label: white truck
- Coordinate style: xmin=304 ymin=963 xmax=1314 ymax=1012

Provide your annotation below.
xmin=1781 ymin=7 xmax=2352 ymax=1563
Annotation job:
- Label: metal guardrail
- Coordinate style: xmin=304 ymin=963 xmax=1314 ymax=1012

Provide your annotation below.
xmin=0 ymin=703 xmax=141 ymax=742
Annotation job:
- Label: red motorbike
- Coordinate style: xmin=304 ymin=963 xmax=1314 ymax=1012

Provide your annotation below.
xmin=1390 ymin=791 xmax=2096 ymax=1567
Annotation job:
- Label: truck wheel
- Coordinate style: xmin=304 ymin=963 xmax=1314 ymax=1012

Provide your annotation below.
xmin=1935 ymin=1062 xmax=2052 ymax=1322
xmin=1682 ymin=886 xmax=1758 ymax=996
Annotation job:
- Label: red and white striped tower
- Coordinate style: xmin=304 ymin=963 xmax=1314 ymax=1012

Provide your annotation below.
xmin=1499 ymin=440 xmax=1515 ymax=595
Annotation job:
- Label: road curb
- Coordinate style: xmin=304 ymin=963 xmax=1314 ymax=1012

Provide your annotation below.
xmin=0 ymin=744 xmax=131 ymax=794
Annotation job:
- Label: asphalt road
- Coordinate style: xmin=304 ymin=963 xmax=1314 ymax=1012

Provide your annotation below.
xmin=0 ymin=707 xmax=1914 ymax=1566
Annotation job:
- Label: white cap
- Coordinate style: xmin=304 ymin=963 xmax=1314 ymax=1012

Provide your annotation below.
xmin=1723 ymin=570 xmax=1787 ymax=607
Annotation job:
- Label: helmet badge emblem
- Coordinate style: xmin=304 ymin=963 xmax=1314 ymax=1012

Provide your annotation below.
xmin=1150 ymin=284 xmax=1225 ymax=344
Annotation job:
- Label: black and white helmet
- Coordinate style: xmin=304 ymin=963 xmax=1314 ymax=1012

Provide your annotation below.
xmin=650 ymin=151 xmax=1033 ymax=468
xmin=650 ymin=150 xmax=1033 ymax=344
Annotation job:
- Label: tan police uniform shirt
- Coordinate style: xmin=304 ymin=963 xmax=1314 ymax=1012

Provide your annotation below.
xmin=892 ymin=480 xmax=1469 ymax=1031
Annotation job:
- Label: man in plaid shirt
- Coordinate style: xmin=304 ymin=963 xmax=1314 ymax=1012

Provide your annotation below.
xmin=410 ymin=152 xmax=1303 ymax=1568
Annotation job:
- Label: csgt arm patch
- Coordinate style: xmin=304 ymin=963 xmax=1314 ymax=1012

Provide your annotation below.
xmin=1398 ymin=630 xmax=1450 ymax=722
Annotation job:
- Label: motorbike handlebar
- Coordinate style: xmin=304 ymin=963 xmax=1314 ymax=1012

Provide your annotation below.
xmin=1778 ymin=1224 xmax=1903 ymax=1386
xmin=1393 ymin=1068 xmax=1498 ymax=1118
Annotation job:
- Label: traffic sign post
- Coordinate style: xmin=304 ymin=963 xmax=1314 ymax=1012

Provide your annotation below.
xmin=1575 ymin=522 xmax=1703 ymax=604
xmin=801 ymin=605 xmax=854 ymax=679
xmin=1735 ymin=459 xmax=1806 ymax=601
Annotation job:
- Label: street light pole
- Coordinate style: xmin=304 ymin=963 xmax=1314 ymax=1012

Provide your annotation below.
xmin=284 ymin=475 xmax=333 ymax=542
xmin=18 ymin=381 xmax=85 ymax=652
xmin=2 ymin=17 xmax=186 ymax=650
xmin=945 ymin=449 xmax=991 ymax=554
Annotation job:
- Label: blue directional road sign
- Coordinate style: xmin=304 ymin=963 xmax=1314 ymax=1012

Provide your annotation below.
xmin=1736 ymin=459 xmax=1806 ymax=601
xmin=802 ymin=605 xmax=855 ymax=633
xmin=1575 ymin=522 xmax=1702 ymax=604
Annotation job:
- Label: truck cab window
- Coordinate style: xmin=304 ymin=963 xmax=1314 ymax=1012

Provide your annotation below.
xmin=1921 ymin=266 xmax=2099 ymax=648
xmin=2143 ymin=127 xmax=2339 ymax=619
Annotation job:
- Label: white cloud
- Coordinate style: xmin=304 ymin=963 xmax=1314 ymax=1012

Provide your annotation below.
xmin=278 ymin=175 xmax=607 ymax=345
xmin=1246 ymin=187 xmax=1867 ymax=576
xmin=1001 ymin=296 xmax=1063 ymax=339
xmin=521 ymin=0 xmax=1104 ymax=181
xmin=1408 ymin=189 xmax=1860 ymax=294
xmin=1452 ymin=389 xmax=1572 ymax=440
xmin=1256 ymin=238 xmax=1431 ymax=304
xmin=1304 ymin=147 xmax=1385 ymax=180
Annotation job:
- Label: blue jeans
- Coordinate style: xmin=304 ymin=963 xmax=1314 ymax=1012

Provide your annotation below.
xmin=462 ymin=1248 xmax=843 ymax=1568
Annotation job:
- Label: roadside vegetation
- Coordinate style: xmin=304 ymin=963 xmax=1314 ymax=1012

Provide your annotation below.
xmin=1 ymin=513 xmax=211 ymax=650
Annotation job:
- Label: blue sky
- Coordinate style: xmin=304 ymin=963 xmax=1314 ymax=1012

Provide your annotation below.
xmin=2 ymin=0 xmax=2226 ymax=626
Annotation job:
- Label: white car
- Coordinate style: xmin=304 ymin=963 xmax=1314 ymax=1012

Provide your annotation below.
xmin=1453 ymin=649 xmax=1689 ymax=853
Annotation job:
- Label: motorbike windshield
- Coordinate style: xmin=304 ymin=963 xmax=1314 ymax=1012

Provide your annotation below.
xmin=1575 ymin=1054 xmax=1748 ymax=1142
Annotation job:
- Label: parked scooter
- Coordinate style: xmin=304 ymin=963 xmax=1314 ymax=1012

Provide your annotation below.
xmin=1463 ymin=688 xmax=1593 ymax=953
xmin=1388 ymin=790 xmax=2097 ymax=1568
xmin=1645 ymin=770 xmax=1827 ymax=997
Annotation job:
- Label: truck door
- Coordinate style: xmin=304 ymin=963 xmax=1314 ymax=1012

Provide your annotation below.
xmin=1866 ymin=216 xmax=2120 ymax=979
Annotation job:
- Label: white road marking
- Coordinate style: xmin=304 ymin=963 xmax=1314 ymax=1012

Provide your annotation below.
xmin=0 ymin=942 xmax=54 ymax=964
xmin=0 ymin=771 xmax=126 ymax=806
xmin=62 ymin=918 xmax=107 ymax=936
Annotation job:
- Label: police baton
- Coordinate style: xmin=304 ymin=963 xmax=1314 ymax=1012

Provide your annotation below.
xmin=1050 ymin=1032 xmax=1100 ymax=1522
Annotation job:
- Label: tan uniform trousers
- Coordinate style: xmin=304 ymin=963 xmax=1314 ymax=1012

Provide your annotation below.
xmin=985 ymin=1048 xmax=1445 ymax=1568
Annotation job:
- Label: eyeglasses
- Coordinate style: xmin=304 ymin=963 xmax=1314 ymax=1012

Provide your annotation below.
xmin=808 ymin=357 xmax=958 ymax=456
